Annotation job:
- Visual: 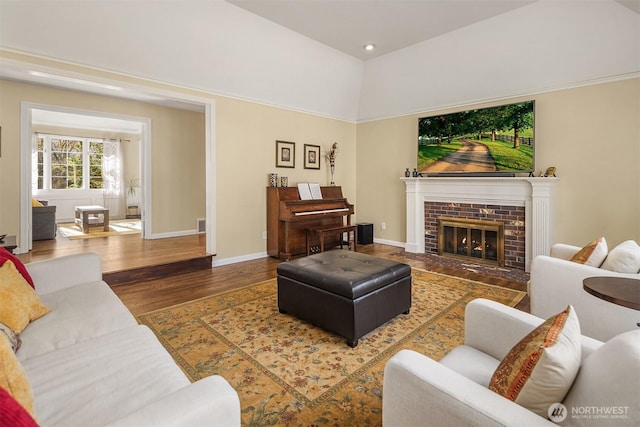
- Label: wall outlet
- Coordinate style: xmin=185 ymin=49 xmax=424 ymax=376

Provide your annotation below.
xmin=381 ymin=222 xmax=386 ymax=230
xmin=262 ymin=231 xmax=267 ymax=240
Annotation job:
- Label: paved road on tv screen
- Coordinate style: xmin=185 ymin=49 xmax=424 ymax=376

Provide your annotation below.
xmin=422 ymin=140 xmax=497 ymax=173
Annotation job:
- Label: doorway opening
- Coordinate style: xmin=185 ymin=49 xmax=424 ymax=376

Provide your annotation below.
xmin=21 ymin=104 xmax=150 ymax=251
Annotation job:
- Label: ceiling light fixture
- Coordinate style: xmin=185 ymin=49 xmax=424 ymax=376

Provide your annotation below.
xmin=363 ymin=43 xmax=375 ymax=52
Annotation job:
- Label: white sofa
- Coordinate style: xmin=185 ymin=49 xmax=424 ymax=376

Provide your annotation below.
xmin=529 ymin=243 xmax=640 ymax=341
xmin=19 ymin=252 xmax=240 ymax=426
xmin=383 ymin=298 xmax=640 ymax=427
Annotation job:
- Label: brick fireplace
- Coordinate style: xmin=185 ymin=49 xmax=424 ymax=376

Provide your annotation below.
xmin=427 ymin=203 xmax=524 ymax=269
xmin=403 ymin=177 xmax=558 ymax=272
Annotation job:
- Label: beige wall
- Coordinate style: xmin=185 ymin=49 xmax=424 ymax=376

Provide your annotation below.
xmin=0 ymin=79 xmax=206 ymax=240
xmin=356 ymin=78 xmax=640 ymax=249
xmin=214 ymin=96 xmax=356 ymax=259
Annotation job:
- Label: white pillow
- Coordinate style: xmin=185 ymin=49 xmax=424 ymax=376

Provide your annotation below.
xmin=601 ymin=240 xmax=640 ymax=273
xmin=562 ymin=330 xmax=640 ymax=427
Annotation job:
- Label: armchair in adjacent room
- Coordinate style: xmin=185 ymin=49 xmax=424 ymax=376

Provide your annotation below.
xmin=32 ymin=199 xmax=57 ymax=241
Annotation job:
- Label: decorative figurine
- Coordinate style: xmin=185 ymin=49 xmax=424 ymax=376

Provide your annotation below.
xmin=327 ymin=142 xmax=338 ymax=185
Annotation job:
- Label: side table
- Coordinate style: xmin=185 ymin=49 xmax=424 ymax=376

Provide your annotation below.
xmin=75 ymin=205 xmax=110 ymax=233
xmin=583 ymin=276 xmax=640 ymax=311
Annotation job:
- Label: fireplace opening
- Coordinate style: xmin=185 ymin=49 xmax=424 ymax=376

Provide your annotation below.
xmin=438 ymin=217 xmax=504 ymax=266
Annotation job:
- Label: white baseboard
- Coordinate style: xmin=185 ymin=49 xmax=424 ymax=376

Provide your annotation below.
xmin=212 ymin=251 xmax=269 ymax=267
xmin=148 ymin=229 xmax=198 ymax=239
xmin=372 ymin=237 xmax=405 ymax=248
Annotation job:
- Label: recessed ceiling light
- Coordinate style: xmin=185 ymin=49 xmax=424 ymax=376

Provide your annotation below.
xmin=363 ymin=43 xmax=375 ymax=52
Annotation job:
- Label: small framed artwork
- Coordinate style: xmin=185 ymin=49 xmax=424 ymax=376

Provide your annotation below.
xmin=303 ymin=144 xmax=321 ymax=169
xmin=276 ymin=140 xmax=295 ymax=168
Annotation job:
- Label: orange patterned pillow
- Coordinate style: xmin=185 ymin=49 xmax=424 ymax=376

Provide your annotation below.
xmin=570 ymin=237 xmax=607 ymax=267
xmin=489 ymin=305 xmax=581 ymax=417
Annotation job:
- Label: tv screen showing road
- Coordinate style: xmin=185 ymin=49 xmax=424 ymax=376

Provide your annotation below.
xmin=417 ymin=100 xmax=534 ymax=175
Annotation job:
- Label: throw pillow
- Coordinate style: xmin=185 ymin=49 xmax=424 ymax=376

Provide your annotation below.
xmin=570 ymin=237 xmax=608 ymax=267
xmin=0 ymin=247 xmax=35 ymax=289
xmin=601 ymin=240 xmax=640 ymax=274
xmin=489 ymin=305 xmax=581 ymax=418
xmin=0 ymin=323 xmax=21 ymax=353
xmin=562 ymin=330 xmax=640 ymax=427
xmin=0 ymin=333 xmax=36 ymax=420
xmin=31 ymin=198 xmax=43 ymax=207
xmin=0 ymin=260 xmax=51 ymax=333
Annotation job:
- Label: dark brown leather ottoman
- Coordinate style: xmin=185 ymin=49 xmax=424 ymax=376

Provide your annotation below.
xmin=276 ymin=250 xmax=412 ymax=347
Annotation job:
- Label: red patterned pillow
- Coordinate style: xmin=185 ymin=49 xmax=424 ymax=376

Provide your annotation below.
xmin=0 ymin=386 xmax=38 ymax=427
xmin=489 ymin=305 xmax=581 ymax=417
xmin=0 ymin=248 xmax=34 ymax=289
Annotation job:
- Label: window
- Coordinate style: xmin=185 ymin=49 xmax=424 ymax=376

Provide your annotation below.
xmin=35 ymin=134 xmax=105 ymax=191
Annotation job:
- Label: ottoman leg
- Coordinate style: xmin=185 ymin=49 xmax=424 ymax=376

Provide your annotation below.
xmin=347 ymin=339 xmax=358 ymax=348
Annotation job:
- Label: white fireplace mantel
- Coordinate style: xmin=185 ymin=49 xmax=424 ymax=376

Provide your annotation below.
xmin=402 ymin=177 xmax=558 ymax=271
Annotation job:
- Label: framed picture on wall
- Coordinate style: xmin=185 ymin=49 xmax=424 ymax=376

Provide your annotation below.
xmin=303 ymin=144 xmax=320 ymax=169
xmin=276 ymin=140 xmax=295 ymax=168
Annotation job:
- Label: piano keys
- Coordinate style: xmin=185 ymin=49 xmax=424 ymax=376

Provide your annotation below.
xmin=267 ymin=186 xmax=355 ymax=260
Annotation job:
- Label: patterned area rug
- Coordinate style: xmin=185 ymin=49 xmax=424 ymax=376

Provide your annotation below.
xmin=57 ymin=219 xmax=141 ymax=240
xmin=138 ymin=269 xmax=525 ymax=427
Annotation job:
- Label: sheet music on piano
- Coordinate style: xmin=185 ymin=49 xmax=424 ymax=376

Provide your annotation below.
xmin=297 ymin=182 xmax=323 ymax=200
xmin=309 ymin=183 xmax=322 ymax=199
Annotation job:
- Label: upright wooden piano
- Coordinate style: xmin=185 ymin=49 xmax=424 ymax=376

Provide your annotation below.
xmin=267 ymin=186 xmax=354 ymax=260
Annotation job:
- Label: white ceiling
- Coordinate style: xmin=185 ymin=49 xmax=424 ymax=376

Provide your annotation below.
xmin=1 ymin=0 xmax=637 ymax=121
xmin=1 ymin=0 xmax=541 ymax=114
xmin=31 ymin=109 xmax=144 ymax=134
xmin=0 ymin=64 xmax=206 ymax=112
xmin=227 ymin=0 xmax=539 ymax=59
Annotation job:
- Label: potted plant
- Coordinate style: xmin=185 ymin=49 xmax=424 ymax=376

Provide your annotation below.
xmin=126 ymin=177 xmax=140 ymax=218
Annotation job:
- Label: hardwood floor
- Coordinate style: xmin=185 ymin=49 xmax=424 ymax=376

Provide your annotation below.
xmin=19 ymin=234 xmax=529 ymax=317
xmin=17 ymin=233 xmax=209 ymax=274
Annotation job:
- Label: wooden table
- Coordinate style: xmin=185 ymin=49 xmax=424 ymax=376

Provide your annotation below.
xmin=306 ymin=224 xmax=357 ymax=256
xmin=583 ymin=276 xmax=640 ymax=310
xmin=75 ymin=205 xmax=109 ymax=233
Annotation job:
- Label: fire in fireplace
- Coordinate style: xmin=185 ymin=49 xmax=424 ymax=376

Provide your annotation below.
xmin=438 ymin=217 xmax=505 ymax=266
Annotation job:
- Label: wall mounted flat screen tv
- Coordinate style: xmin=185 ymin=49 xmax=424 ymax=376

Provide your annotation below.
xmin=417 ymin=100 xmax=534 ymax=176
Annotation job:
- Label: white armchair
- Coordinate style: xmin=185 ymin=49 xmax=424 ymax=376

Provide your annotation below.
xmin=529 ymin=243 xmax=640 ymax=341
xmin=383 ymin=299 xmax=639 ymax=427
